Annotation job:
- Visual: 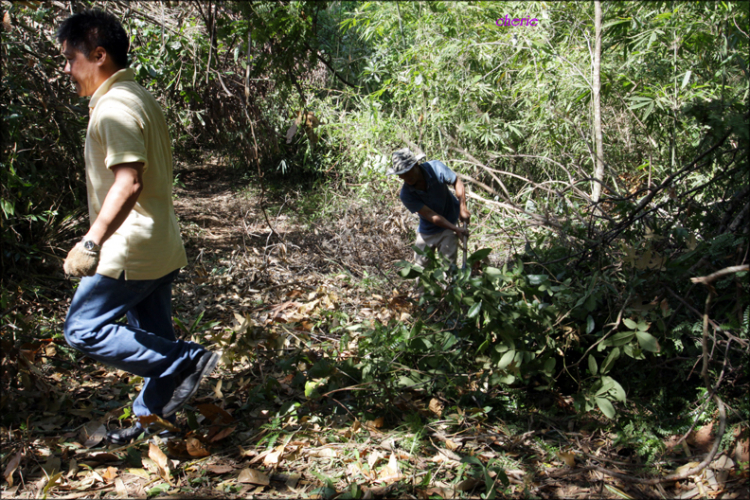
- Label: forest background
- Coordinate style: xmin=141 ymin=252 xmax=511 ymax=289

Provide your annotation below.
xmin=1 ymin=1 xmax=749 ymax=498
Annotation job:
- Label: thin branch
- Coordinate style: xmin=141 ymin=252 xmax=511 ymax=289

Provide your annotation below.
xmin=691 ymin=265 xmax=749 ymax=286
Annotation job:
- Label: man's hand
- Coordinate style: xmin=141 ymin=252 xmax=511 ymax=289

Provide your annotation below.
xmin=418 ymin=205 xmax=470 ymax=238
xmin=63 ymin=242 xmax=100 ymax=277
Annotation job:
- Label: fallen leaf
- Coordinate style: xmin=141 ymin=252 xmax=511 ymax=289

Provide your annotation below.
xmin=435 ymin=447 xmax=461 ymax=463
xmin=557 ymin=451 xmax=576 ymax=468
xmin=80 ymin=420 xmax=106 ymax=448
xmin=263 ymin=444 xmax=285 ymax=466
xmin=429 ymin=398 xmax=445 ymax=417
xmin=186 ymin=437 xmax=210 ymax=458
xmin=237 ymin=445 xmax=257 ymax=458
xmin=308 ymin=447 xmax=337 ymax=458
xmin=114 ymin=477 xmax=128 ymax=498
xmin=675 ymin=461 xmax=700 ymax=476
xmin=368 ymin=450 xmax=383 ymax=469
xmin=445 ymin=439 xmax=461 ymax=451
xmin=207 ymin=465 xmax=234 ymax=474
xmin=66 ymin=458 xmax=78 ymax=479
xmin=378 ymin=452 xmax=402 ymax=483
xmin=3 ymin=451 xmax=22 ymax=487
xmin=87 ymin=452 xmax=120 ymax=463
xmin=83 ymin=465 xmax=104 ymax=484
xmin=366 ymin=417 xmax=384 ymax=429
xmin=138 ymin=414 xmax=181 ymax=433
xmin=712 ymin=455 xmax=734 ymax=470
xmin=148 ymin=443 xmax=173 ymax=486
xmin=237 ymin=468 xmax=269 ymax=486
xmin=125 ymin=468 xmax=150 ymax=480
xmin=101 ymin=466 xmax=118 ymax=483
xmin=197 ymin=403 xmax=236 ymax=442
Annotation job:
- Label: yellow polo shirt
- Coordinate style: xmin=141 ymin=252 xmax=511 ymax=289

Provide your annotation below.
xmin=85 ymin=68 xmax=187 ymax=280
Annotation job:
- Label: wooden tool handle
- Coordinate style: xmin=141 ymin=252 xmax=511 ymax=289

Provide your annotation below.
xmin=462 ymin=221 xmax=468 ymax=270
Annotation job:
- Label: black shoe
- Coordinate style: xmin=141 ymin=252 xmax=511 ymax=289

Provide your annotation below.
xmin=107 ymin=425 xmax=180 ymax=445
xmin=163 ymin=350 xmax=221 ymax=417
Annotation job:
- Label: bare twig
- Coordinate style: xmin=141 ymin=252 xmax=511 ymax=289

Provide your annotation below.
xmin=690 ymin=265 xmax=749 ymax=286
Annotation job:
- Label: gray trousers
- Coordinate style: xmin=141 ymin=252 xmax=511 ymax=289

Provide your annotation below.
xmin=414 ymin=229 xmax=458 ymax=267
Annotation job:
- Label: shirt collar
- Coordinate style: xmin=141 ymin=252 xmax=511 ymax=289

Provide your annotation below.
xmin=89 ymin=68 xmax=135 ymax=110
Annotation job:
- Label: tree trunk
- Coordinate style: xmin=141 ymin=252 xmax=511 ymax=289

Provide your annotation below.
xmin=591 ymin=1 xmax=605 ymax=203
xmin=205 ymin=1 xmax=215 ymax=86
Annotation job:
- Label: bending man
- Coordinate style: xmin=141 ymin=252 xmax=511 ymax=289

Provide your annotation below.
xmin=388 ymin=148 xmax=470 ymax=266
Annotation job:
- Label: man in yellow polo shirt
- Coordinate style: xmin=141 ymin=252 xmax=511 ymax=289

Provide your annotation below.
xmin=57 ymin=9 xmax=219 ymax=444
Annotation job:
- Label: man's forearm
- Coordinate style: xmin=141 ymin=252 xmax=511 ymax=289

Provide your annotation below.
xmin=426 ymin=213 xmax=461 ymax=233
xmin=87 ymin=182 xmax=141 ymax=245
xmin=86 ymin=163 xmax=144 ymax=245
xmin=454 ymin=178 xmax=470 ymax=222
xmin=455 ymin=178 xmax=468 ymax=208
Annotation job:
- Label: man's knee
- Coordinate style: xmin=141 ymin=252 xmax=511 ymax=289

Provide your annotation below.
xmin=63 ymin=316 xmax=97 ymax=352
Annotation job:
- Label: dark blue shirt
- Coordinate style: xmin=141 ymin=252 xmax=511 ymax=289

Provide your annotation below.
xmin=400 ymin=160 xmax=460 ymax=235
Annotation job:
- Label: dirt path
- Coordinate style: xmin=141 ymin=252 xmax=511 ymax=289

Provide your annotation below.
xmin=170 ymin=157 xmax=414 ymax=332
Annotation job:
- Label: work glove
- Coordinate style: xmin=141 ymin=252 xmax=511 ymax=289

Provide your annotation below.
xmin=63 ymin=242 xmax=100 ymax=277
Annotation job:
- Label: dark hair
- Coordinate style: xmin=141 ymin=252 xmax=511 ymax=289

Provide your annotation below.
xmin=57 ymin=9 xmax=129 ymax=69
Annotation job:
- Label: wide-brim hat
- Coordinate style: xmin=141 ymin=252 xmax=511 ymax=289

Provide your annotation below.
xmin=387 ymin=147 xmax=426 ymax=175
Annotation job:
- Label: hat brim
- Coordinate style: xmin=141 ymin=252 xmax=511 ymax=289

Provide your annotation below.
xmin=387 ymin=154 xmax=425 ymax=176
xmin=387 ymin=163 xmax=416 ymax=176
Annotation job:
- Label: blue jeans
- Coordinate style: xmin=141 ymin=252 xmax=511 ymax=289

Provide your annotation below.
xmin=64 ymin=269 xmax=207 ymax=418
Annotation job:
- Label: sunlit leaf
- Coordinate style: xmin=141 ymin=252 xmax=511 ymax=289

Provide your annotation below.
xmin=635 ymin=331 xmax=660 ymax=352
xmin=588 ymin=354 xmax=598 ymax=375
xmin=498 ymin=349 xmax=515 ymax=369
xmin=681 ymin=70 xmax=692 ymax=89
xmin=148 ymin=443 xmax=173 ymax=486
xmin=467 ymin=301 xmax=482 ymax=318
xmin=586 ymin=315 xmax=595 ymax=334
xmin=596 ymin=397 xmax=616 ymax=418
xmin=468 ymin=248 xmax=492 ymax=264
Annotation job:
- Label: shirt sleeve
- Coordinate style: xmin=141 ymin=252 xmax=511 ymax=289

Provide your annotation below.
xmin=95 ymin=102 xmax=148 ymax=170
xmin=431 ymin=160 xmax=457 ymax=185
xmin=400 ymin=186 xmax=425 ymax=213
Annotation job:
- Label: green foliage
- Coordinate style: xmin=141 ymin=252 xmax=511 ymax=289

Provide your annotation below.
xmin=1 ymin=3 xmax=89 ymax=274
xmin=346 ymin=209 xmax=748 ymax=421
